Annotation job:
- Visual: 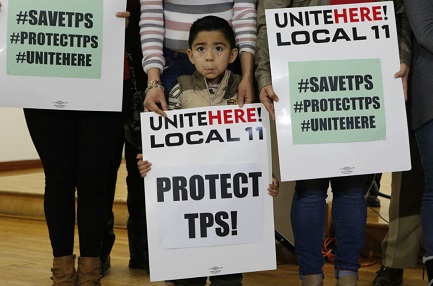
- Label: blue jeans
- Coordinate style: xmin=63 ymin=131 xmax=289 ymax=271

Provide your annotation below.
xmin=161 ymin=48 xmax=196 ymax=99
xmin=291 ymin=175 xmax=367 ymax=279
xmin=415 ymin=119 xmax=433 ymax=258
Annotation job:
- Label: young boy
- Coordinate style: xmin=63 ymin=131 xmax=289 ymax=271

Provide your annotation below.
xmin=138 ymin=16 xmax=279 ymax=286
xmin=166 ymin=15 xmax=240 ymax=110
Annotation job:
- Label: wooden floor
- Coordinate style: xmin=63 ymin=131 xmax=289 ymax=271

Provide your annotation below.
xmin=0 ymin=215 xmax=426 ymax=286
xmin=0 ymin=166 xmax=427 ymax=285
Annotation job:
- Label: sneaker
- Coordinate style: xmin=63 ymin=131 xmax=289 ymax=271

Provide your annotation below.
xmin=366 ymin=195 xmax=381 ymax=207
xmin=372 ymin=265 xmax=403 ymax=286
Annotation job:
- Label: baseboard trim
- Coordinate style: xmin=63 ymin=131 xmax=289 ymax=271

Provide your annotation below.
xmin=0 ymin=160 xmax=42 ymax=172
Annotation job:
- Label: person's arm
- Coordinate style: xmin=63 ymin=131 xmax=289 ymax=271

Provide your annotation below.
xmin=145 ymin=69 xmax=168 ymax=117
xmin=404 ymin=0 xmax=433 ymax=53
xmin=393 ymin=0 xmax=412 ymax=101
xmin=232 ymin=0 xmax=257 ymax=106
xmin=255 ymin=0 xmax=290 ymax=119
xmin=139 ymin=0 xmax=168 ymax=116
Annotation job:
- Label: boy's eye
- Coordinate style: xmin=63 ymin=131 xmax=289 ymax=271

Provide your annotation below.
xmin=197 ymin=47 xmax=204 ymax=52
xmin=216 ymin=46 xmax=224 ymax=52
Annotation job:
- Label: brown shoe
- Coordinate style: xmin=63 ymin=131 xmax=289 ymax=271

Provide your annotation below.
xmin=77 ymin=257 xmax=101 ymax=286
xmin=372 ymin=266 xmax=403 ymax=286
xmin=51 ymin=254 xmax=77 ymax=286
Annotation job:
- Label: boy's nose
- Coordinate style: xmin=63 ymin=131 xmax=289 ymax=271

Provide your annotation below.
xmin=205 ymin=52 xmax=215 ymax=61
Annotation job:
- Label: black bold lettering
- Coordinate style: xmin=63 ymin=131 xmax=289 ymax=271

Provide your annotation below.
xmin=156 ymin=177 xmax=171 ymax=202
xmin=249 ymin=172 xmax=262 ymax=197
xmin=200 ymin=213 xmax=214 ymax=238
xmin=215 ymin=212 xmax=230 ymax=237
xmin=184 ymin=213 xmax=199 ymax=238
xmin=172 ymin=176 xmax=188 ymax=201
xmin=205 ymin=174 xmax=219 ymax=199
xmin=189 ymin=175 xmax=205 ymax=200
xmin=233 ymin=173 xmax=248 ymax=198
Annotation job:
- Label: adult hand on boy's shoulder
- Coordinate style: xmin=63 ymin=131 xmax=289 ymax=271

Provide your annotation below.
xmin=259 ymin=84 xmax=279 ymax=120
xmin=144 ymin=87 xmax=168 ymax=117
xmin=237 ymin=76 xmax=254 ymax=107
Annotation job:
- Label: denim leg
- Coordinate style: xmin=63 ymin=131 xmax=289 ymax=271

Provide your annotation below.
xmin=415 ymin=119 xmax=433 ymax=257
xmin=331 ymin=175 xmax=367 ymax=277
xmin=291 ymin=178 xmax=329 ymax=278
xmin=161 ymin=49 xmax=196 ymax=99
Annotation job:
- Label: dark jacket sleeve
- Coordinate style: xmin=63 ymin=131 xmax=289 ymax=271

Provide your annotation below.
xmin=392 ymin=0 xmax=413 ymax=66
xmin=403 ymin=0 xmax=433 ymax=54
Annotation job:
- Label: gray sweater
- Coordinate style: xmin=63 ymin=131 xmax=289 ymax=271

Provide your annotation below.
xmin=404 ymin=0 xmax=433 ymax=130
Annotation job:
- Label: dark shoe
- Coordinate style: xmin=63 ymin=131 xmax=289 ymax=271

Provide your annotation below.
xmin=366 ymin=195 xmax=381 ymax=207
xmin=100 ymin=255 xmax=111 ymax=277
xmin=129 ymin=253 xmax=149 ymax=273
xmin=372 ymin=266 xmax=403 ymax=286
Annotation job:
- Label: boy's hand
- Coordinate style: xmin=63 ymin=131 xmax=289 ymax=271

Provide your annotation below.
xmin=259 ymin=84 xmax=279 ymax=120
xmin=394 ymin=63 xmax=409 ymax=101
xmin=136 ymin=154 xmax=152 ymax=178
xmin=144 ymin=87 xmax=168 ymax=117
xmin=268 ymin=176 xmax=279 ymax=197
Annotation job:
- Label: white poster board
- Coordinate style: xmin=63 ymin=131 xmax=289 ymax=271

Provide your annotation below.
xmin=266 ymin=2 xmax=410 ymax=181
xmin=0 ymin=0 xmax=126 ymax=111
xmin=141 ymin=104 xmax=276 ymax=282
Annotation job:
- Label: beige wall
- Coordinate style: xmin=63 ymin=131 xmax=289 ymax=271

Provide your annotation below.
xmin=0 ymin=107 xmax=38 ymax=162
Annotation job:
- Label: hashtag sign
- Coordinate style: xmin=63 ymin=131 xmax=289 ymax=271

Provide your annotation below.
xmin=10 ymin=33 xmax=20 ymax=44
xmin=300 ymin=120 xmax=310 ymax=132
xmin=297 ymin=78 xmax=310 ymax=93
xmin=16 ymin=52 xmax=26 ymax=63
xmin=16 ymin=11 xmax=28 ymax=25
xmin=293 ymin=101 xmax=304 ymax=113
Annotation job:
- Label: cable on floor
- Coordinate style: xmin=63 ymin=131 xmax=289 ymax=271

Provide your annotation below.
xmin=322 ymin=237 xmax=376 ymax=267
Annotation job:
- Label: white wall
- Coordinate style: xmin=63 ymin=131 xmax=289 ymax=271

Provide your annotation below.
xmin=0 ymin=107 xmax=38 ymax=162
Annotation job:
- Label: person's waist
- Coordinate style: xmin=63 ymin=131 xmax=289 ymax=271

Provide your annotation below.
xmin=164 ymin=47 xmax=188 ymax=58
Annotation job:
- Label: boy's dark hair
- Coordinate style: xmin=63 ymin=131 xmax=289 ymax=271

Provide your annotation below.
xmin=188 ymin=16 xmax=236 ymax=49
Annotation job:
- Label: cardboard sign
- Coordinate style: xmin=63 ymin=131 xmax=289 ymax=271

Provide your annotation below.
xmin=0 ymin=0 xmax=125 ymax=111
xmin=266 ymin=2 xmax=410 ymax=180
xmin=141 ymin=104 xmax=276 ymax=281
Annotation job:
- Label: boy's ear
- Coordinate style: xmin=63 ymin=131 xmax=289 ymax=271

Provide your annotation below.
xmin=229 ymin=48 xmax=239 ymax=64
xmin=187 ymin=49 xmax=195 ymax=64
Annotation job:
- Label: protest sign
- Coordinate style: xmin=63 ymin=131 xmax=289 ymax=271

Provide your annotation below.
xmin=266 ymin=2 xmax=410 ymax=181
xmin=0 ymin=0 xmax=125 ymax=111
xmin=141 ymin=104 xmax=276 ymax=281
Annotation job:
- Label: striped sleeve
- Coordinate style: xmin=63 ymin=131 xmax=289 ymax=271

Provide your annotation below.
xmin=232 ymin=0 xmax=257 ymax=55
xmin=139 ymin=0 xmax=165 ymax=73
xmin=168 ymin=83 xmax=182 ymax=110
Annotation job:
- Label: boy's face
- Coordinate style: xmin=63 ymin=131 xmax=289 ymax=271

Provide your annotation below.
xmin=187 ymin=31 xmax=238 ymax=85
